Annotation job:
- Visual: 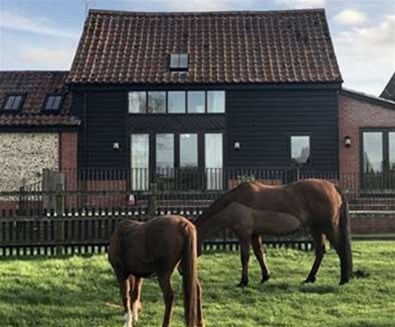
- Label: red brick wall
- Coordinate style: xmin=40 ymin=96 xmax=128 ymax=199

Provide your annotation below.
xmin=339 ymin=94 xmax=395 ymax=174
xmin=351 ymin=212 xmax=395 ymax=234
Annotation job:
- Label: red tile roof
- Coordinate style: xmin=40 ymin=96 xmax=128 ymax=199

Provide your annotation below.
xmin=0 ymin=71 xmax=79 ymax=127
xmin=67 ymin=9 xmax=342 ymax=85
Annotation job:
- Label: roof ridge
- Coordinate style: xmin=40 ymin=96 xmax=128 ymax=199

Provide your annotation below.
xmin=88 ymin=8 xmax=325 ymax=16
xmin=0 ymin=70 xmax=69 ymax=74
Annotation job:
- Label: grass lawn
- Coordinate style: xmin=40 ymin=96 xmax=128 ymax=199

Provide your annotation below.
xmin=0 ymin=241 xmax=394 ymax=327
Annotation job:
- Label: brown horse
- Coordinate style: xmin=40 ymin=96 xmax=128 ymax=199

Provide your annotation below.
xmin=108 ymin=215 xmax=204 ymax=327
xmin=195 ymin=178 xmax=352 ymax=286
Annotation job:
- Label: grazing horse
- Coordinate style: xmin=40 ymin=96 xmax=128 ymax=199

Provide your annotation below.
xmin=195 ymin=179 xmax=352 ymax=286
xmin=109 ymin=215 xmax=204 ymax=327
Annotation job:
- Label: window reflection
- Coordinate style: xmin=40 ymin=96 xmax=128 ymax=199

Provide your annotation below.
xmin=168 ymin=91 xmax=186 ymax=113
xmin=291 ymin=136 xmax=310 ymax=165
xmin=148 ymin=91 xmax=166 ymax=113
xmin=207 ymin=91 xmax=225 ymax=113
xmin=128 ymin=92 xmax=146 ymax=113
xmin=156 ymin=134 xmax=174 ymax=170
xmin=131 ymin=134 xmax=149 ymax=190
xmin=363 ymin=132 xmax=383 ymax=173
xmin=205 ymin=133 xmax=223 ymax=189
xmin=180 ymin=134 xmax=198 ymax=167
xmin=390 ymin=132 xmax=395 ymax=171
xmin=187 ymin=91 xmax=205 ymax=113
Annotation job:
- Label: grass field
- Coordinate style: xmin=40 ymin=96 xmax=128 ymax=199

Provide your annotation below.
xmin=0 ymin=241 xmax=394 ymax=327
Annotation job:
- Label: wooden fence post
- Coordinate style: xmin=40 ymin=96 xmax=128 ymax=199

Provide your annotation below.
xmin=55 ymin=183 xmax=65 ymax=255
xmin=148 ymin=182 xmax=158 ymax=218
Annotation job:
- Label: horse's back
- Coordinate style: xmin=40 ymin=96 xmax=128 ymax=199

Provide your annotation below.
xmin=109 ymin=215 xmax=195 ymax=276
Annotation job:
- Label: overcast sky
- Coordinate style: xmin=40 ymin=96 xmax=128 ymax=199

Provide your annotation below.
xmin=0 ymin=0 xmax=394 ymax=95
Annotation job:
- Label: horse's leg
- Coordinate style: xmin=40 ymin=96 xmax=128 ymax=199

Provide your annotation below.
xmin=251 ymin=234 xmax=271 ymax=283
xmin=196 ymin=280 xmax=205 ymax=327
xmin=326 ymin=228 xmax=350 ymax=285
xmin=131 ymin=277 xmax=143 ymax=324
xmin=115 ymin=270 xmax=133 ymax=327
xmin=158 ymin=272 xmax=174 ymax=327
xmin=304 ymin=232 xmax=326 ymax=283
xmin=237 ymin=235 xmax=251 ymax=287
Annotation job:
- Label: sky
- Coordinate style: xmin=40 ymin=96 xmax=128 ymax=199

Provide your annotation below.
xmin=0 ymin=0 xmax=394 ymax=95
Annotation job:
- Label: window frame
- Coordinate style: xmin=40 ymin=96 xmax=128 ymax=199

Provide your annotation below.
xmin=207 ymin=90 xmax=226 ymax=113
xmin=1 ymin=94 xmax=26 ymax=112
xmin=169 ymin=53 xmax=189 ymax=71
xmin=360 ymin=128 xmax=395 ymax=174
xmin=289 ymin=134 xmax=311 ymax=167
xmin=42 ymin=94 xmax=64 ymax=113
xmin=128 ymin=91 xmax=147 ymax=114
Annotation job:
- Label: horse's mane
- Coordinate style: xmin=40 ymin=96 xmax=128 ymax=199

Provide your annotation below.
xmin=195 ymin=181 xmax=251 ymax=226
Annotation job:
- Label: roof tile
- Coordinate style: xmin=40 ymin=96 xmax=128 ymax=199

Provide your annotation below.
xmin=67 ymin=9 xmax=342 ymax=85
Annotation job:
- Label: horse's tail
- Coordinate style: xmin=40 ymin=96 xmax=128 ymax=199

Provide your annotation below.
xmin=181 ymin=223 xmax=198 ymax=327
xmin=337 ymin=186 xmax=353 ymax=284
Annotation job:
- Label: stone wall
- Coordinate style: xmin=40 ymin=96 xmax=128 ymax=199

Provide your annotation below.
xmin=0 ymin=133 xmax=59 ymax=191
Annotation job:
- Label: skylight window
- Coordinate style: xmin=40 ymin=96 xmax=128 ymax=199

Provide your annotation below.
xmin=3 ymin=95 xmax=24 ymax=111
xmin=170 ymin=53 xmax=188 ymax=70
xmin=44 ymin=95 xmax=63 ymax=111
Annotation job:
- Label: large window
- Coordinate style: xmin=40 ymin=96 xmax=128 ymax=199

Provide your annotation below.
xmin=205 ymin=133 xmax=223 ymax=189
xmin=148 ymin=91 xmax=166 ymax=113
xmin=128 ymin=90 xmax=225 ymax=114
xmin=156 ymin=134 xmax=174 ymax=171
xmin=168 ymin=91 xmax=186 ymax=113
xmin=180 ymin=134 xmax=198 ymax=167
xmin=390 ymin=132 xmax=395 ymax=171
xmin=188 ymin=91 xmax=205 ymax=113
xmin=131 ymin=134 xmax=149 ymax=190
xmin=207 ymin=91 xmax=225 ymax=113
xmin=290 ymin=136 xmax=310 ymax=166
xmin=363 ymin=132 xmax=383 ymax=173
xmin=129 ymin=92 xmax=146 ymax=113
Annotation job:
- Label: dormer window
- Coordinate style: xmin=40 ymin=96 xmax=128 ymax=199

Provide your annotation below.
xmin=2 ymin=94 xmax=24 ymax=111
xmin=43 ymin=95 xmax=63 ymax=111
xmin=170 ymin=53 xmax=188 ymax=70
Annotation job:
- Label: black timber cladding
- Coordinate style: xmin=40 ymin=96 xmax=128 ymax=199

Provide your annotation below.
xmin=73 ymin=86 xmax=339 ymax=171
xmin=226 ymin=89 xmax=339 ymax=171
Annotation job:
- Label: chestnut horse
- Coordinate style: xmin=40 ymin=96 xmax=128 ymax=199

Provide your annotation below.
xmin=195 ymin=179 xmax=352 ymax=286
xmin=109 ymin=215 xmax=204 ymax=327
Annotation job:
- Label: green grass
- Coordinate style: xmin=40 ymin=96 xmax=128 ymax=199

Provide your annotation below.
xmin=0 ymin=242 xmax=394 ymax=327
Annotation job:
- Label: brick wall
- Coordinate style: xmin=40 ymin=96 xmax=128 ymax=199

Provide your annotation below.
xmin=59 ymin=132 xmax=78 ymax=172
xmin=351 ymin=212 xmax=395 ymax=234
xmin=339 ymin=94 xmax=395 ymax=174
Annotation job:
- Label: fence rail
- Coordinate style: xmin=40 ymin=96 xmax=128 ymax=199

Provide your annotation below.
xmin=0 ymin=168 xmax=394 ymax=257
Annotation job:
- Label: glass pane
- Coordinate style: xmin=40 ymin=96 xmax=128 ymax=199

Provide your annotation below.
xmin=389 ymin=132 xmax=395 ymax=171
xmin=180 ymin=134 xmax=198 ymax=167
xmin=168 ymin=91 xmax=186 ymax=113
xmin=12 ymin=96 xmax=22 ymax=110
xmin=52 ymin=96 xmax=62 ymax=109
xmin=207 ymin=91 xmax=225 ymax=113
xmin=148 ymin=91 xmax=166 ymax=113
xmin=170 ymin=54 xmax=179 ymax=68
xmin=291 ymin=136 xmax=310 ymax=165
xmin=156 ymin=134 xmax=174 ymax=170
xmin=205 ymin=133 xmax=223 ymax=190
xmin=45 ymin=96 xmax=55 ymax=110
xmin=188 ymin=91 xmax=205 ymax=113
xmin=131 ymin=134 xmax=149 ymax=190
xmin=179 ymin=54 xmax=188 ymax=68
xmin=363 ymin=132 xmax=383 ymax=173
xmin=128 ymin=92 xmax=146 ymax=113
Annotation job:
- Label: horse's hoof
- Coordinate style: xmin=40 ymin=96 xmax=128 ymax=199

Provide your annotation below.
xmin=303 ymin=276 xmax=316 ymax=284
xmin=260 ymin=275 xmax=270 ymax=283
xmin=237 ymin=280 xmax=248 ymax=288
